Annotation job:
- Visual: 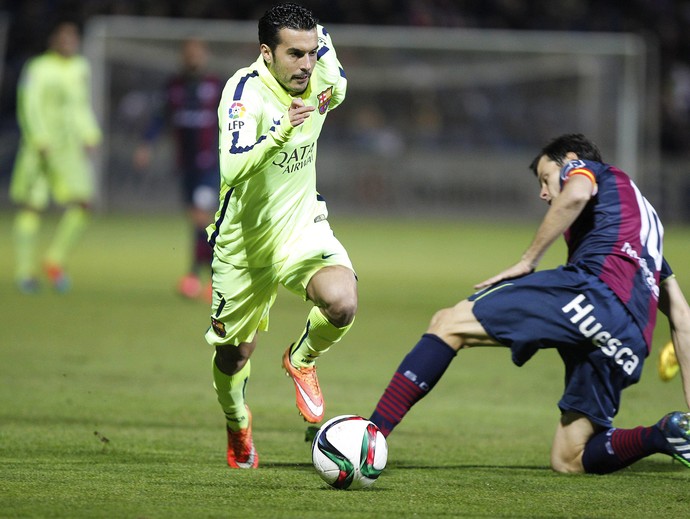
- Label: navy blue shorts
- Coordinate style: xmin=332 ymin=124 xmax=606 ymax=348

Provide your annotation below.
xmin=469 ymin=265 xmax=648 ymax=427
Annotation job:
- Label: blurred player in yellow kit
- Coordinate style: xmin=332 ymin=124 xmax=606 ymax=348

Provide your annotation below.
xmin=9 ymin=21 xmax=102 ymax=293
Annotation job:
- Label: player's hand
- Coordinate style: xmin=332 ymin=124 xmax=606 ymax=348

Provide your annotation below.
xmin=288 ymin=98 xmax=315 ymax=127
xmin=474 ymin=259 xmax=534 ymax=290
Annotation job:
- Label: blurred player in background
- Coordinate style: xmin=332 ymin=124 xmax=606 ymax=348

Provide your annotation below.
xmin=205 ymin=3 xmax=357 ymax=468
xmin=133 ymin=38 xmax=222 ymax=302
xmin=9 ymin=21 xmax=102 ymax=293
xmin=659 ymin=339 xmax=680 ymax=381
xmin=369 ymin=133 xmax=690 ymax=474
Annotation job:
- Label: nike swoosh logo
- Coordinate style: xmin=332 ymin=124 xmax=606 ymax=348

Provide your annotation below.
xmin=321 ymin=253 xmax=336 ymax=259
xmin=296 ymin=384 xmax=324 ymax=417
xmin=236 ymin=446 xmax=257 ymax=469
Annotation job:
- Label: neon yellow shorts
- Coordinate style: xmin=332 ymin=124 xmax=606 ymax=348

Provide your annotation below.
xmin=10 ymin=143 xmax=94 ymax=208
xmin=205 ymin=218 xmax=354 ymax=347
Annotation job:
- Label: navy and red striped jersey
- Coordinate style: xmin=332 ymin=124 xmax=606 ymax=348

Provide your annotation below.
xmin=560 ymin=159 xmax=667 ymax=348
xmin=146 ymin=72 xmax=223 ymax=175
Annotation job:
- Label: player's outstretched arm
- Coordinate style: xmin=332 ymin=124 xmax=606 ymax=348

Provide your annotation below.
xmin=659 ymin=276 xmax=690 ymax=408
xmin=475 ymin=174 xmax=592 ymax=290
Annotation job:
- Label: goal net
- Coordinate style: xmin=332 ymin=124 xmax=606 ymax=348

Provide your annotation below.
xmin=84 ymin=16 xmax=655 ymax=218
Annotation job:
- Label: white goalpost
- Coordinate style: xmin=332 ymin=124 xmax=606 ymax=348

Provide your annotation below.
xmin=83 ymin=15 xmax=656 ymax=217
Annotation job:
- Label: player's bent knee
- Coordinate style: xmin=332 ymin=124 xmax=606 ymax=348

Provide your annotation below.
xmin=550 ymin=452 xmax=585 ymax=474
xmin=324 ymin=297 xmax=357 ymax=328
xmin=308 ymin=266 xmax=358 ymax=326
xmin=215 ymin=345 xmax=251 ymax=375
xmin=428 ymin=307 xmax=453 ymax=331
xmin=551 ymin=460 xmax=585 ymax=474
xmin=429 ymin=305 xmax=466 ymax=332
xmin=427 ymin=308 xmax=462 ymax=350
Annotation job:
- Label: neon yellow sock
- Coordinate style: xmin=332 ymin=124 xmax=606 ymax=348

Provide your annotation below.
xmin=213 ymin=354 xmax=251 ymax=431
xmin=290 ymin=306 xmax=354 ymax=368
xmin=13 ymin=209 xmax=41 ymax=280
xmin=45 ymin=205 xmax=89 ymax=266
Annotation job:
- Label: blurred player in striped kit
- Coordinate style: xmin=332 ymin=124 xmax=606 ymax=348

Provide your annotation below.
xmin=133 ymin=38 xmax=223 ymax=302
xmin=10 ymin=21 xmax=102 ymax=293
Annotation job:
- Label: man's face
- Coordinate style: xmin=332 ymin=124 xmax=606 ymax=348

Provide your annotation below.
xmin=182 ymin=39 xmax=208 ymax=73
xmin=261 ymin=28 xmax=318 ymax=95
xmin=536 ymin=155 xmax=565 ymax=205
xmin=51 ymin=23 xmax=80 ymax=57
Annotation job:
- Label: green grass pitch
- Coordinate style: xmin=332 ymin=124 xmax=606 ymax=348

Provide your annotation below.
xmin=1 ymin=212 xmax=689 ymax=518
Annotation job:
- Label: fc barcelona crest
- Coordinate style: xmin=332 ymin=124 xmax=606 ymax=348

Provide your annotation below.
xmin=211 ymin=317 xmax=226 ymax=338
xmin=317 ymin=87 xmax=333 ymax=114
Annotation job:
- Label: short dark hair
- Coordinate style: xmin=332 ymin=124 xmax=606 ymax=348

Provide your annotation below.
xmin=48 ymin=18 xmax=82 ymax=37
xmin=529 ymin=133 xmax=603 ymax=175
xmin=258 ymin=3 xmax=318 ymax=51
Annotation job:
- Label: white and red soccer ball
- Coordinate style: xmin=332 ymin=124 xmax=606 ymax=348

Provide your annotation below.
xmin=311 ymin=415 xmax=388 ymax=490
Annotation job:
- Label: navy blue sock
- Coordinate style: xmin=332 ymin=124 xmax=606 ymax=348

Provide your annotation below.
xmin=581 ymin=425 xmax=668 ymax=474
xmin=369 ymin=334 xmax=457 ymax=437
xmin=194 ymin=227 xmax=213 ymax=272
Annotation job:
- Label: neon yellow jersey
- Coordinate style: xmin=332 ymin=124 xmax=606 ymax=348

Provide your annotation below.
xmin=208 ymin=25 xmax=347 ymax=267
xmin=16 ymin=51 xmax=102 ymax=150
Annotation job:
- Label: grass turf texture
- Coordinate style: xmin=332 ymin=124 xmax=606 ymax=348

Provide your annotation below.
xmin=1 ymin=213 xmax=689 ymax=518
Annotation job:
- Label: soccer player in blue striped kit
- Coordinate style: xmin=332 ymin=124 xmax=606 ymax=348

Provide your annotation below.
xmin=370 ymin=134 xmax=690 ymax=473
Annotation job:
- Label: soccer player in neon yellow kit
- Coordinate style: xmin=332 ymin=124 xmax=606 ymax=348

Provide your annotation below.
xmin=10 ymin=21 xmax=102 ymax=293
xmin=205 ymin=3 xmax=357 ymax=468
